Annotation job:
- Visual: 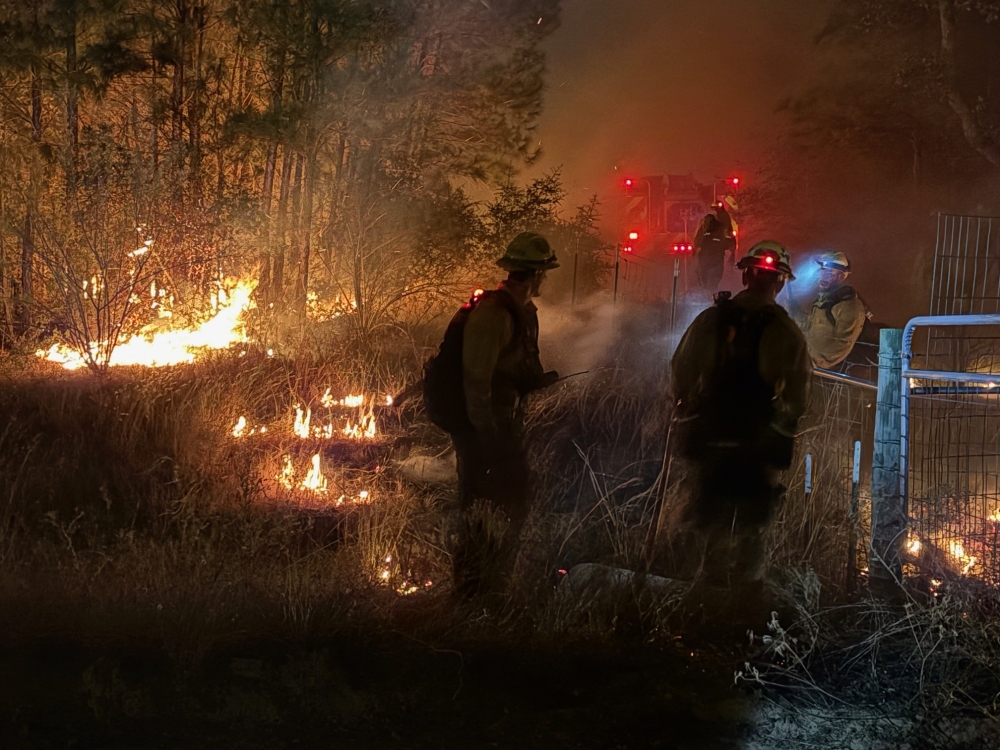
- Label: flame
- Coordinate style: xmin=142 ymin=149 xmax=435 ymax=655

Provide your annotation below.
xmin=276 ymin=455 xmax=296 ymax=489
xmin=990 ymin=509 xmax=1000 ymax=523
xmin=289 ymin=393 xmax=381 ymax=441
xmin=293 ymin=406 xmax=312 ymax=438
xmin=946 ymin=538 xmax=978 ymax=576
xmin=38 ymin=278 xmax=256 ymax=369
xmin=300 ymin=453 xmax=327 ymax=494
xmin=907 ymin=538 xmax=921 ymax=555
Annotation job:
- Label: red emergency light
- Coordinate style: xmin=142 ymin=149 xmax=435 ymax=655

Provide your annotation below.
xmin=628 ymin=232 xmax=639 ymax=240
xmin=731 ymin=177 xmax=740 ymax=186
xmin=623 ymin=245 xmax=634 ymax=253
xmin=623 ymin=178 xmax=634 ymax=189
xmin=671 ymin=243 xmax=694 ymax=254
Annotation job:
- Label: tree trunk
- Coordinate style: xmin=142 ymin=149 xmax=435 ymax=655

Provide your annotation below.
xmin=287 ymin=155 xmax=303 ymax=301
xmin=938 ymin=0 xmax=1000 ymax=168
xmin=65 ymin=18 xmax=79 ymax=201
xmin=19 ymin=64 xmax=43 ymax=336
xmin=296 ymin=151 xmax=315 ymax=319
xmin=171 ymin=0 xmax=187 ymax=153
xmin=187 ymin=0 xmax=205 ymax=195
xmin=258 ymin=52 xmax=285 ymax=298
xmin=273 ymin=149 xmax=294 ymax=298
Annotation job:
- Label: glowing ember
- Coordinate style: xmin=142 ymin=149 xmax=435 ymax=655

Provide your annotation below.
xmin=38 ymin=278 xmax=256 ymax=369
xmin=232 ymin=416 xmax=266 ymax=438
xmin=906 ymin=538 xmax=921 ymax=555
xmin=376 ymin=553 xmax=432 ymax=595
xmin=990 ymin=509 xmax=1000 ymax=523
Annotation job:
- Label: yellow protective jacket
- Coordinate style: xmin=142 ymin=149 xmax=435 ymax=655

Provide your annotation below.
xmin=795 ymin=285 xmax=867 ymax=369
xmin=461 ymin=283 xmax=548 ymax=436
xmin=671 ymin=289 xmax=812 ymax=439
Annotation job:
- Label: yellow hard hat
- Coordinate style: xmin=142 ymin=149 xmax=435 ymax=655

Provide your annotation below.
xmin=496 ymin=232 xmax=560 ymax=272
xmin=816 ymin=250 xmax=850 ymax=272
xmin=737 ymin=240 xmax=794 ymax=280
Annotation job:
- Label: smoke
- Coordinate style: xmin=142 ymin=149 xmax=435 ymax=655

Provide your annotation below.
xmin=530 ymin=0 xmax=1000 ymax=327
xmin=535 ymin=292 xmax=714 ymax=378
xmin=535 ymin=293 xmax=618 ymax=375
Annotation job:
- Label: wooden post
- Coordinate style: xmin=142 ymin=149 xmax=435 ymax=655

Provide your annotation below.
xmin=847 ymin=440 xmax=862 ymax=593
xmin=870 ymin=328 xmax=905 ymax=592
xmin=613 ymin=245 xmax=621 ymax=306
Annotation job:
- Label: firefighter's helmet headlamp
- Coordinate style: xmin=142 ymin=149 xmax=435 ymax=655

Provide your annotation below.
xmin=737 ymin=240 xmax=795 ymax=280
xmin=816 ymin=250 xmax=851 ymax=273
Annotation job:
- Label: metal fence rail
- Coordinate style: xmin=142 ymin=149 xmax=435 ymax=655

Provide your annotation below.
xmin=901 ymin=314 xmax=1000 ymax=585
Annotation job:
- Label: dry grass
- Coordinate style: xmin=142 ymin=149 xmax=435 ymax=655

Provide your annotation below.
xmin=1 ymin=307 xmax=999 ymax=743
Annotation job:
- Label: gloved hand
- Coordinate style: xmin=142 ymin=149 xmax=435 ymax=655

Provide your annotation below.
xmin=540 ymin=370 xmax=560 ymax=388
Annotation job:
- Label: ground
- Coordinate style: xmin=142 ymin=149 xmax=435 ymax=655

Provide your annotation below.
xmin=3 ymin=626 xmax=756 ymax=749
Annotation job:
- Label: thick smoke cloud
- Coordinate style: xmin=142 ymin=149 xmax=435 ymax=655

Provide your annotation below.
xmin=529 ymin=0 xmax=1000 ymax=326
xmin=531 ymin=0 xmax=832 ymax=203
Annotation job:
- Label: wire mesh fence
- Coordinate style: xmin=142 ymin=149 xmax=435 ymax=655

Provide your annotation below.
xmin=931 ymin=213 xmax=1000 ymax=316
xmin=898 ymin=216 xmax=1000 ymax=586
xmin=907 ymin=381 xmax=1000 ymax=585
xmin=616 ymin=254 xmax=689 ymax=305
xmin=904 ymin=320 xmax=1000 ymax=586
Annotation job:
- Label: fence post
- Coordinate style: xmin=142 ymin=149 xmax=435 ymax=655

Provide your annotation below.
xmin=870 ymin=328 xmax=905 ymax=593
xmin=613 ymin=245 xmax=620 ymax=306
xmin=571 ymin=251 xmax=579 ymax=305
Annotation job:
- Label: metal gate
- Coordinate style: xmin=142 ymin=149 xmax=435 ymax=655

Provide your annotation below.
xmin=902 ymin=314 xmax=1000 ymax=585
xmin=614 ymin=252 xmax=696 ymax=306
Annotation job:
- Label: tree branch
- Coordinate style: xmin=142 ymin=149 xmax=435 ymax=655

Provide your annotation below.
xmin=938 ymin=0 xmax=1000 ymax=167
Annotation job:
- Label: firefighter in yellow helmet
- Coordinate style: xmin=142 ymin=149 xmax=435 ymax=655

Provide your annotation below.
xmin=789 ymin=251 xmax=869 ymax=369
xmin=666 ymin=241 xmax=812 ymax=584
xmin=423 ymin=231 xmax=559 ymax=600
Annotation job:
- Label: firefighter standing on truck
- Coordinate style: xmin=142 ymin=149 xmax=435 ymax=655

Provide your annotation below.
xmin=667 ymin=241 xmax=811 ymax=585
xmin=422 ymin=231 xmax=559 ymax=600
xmin=694 ymin=196 xmax=738 ymax=292
xmin=788 ymin=250 xmax=868 ymax=369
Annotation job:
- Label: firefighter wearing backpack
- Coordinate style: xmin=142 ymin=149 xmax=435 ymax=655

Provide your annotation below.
xmin=423 ymin=231 xmax=559 ymax=599
xmin=788 ymin=251 xmax=868 ymax=369
xmin=694 ymin=196 xmax=737 ymax=292
xmin=668 ymin=241 xmax=811 ymax=585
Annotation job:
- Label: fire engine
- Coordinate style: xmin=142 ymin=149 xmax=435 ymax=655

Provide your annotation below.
xmin=617 ymin=174 xmax=740 ymax=304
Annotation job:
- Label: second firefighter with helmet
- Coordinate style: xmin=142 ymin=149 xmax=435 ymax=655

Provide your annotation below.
xmin=666 ymin=240 xmax=812 ymax=585
xmin=788 ymin=250 xmax=869 ymax=369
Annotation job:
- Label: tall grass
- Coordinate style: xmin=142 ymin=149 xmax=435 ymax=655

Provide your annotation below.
xmin=2 ymin=304 xmax=999 ymax=738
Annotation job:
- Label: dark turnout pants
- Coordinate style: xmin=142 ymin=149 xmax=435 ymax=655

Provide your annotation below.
xmin=663 ymin=442 xmax=785 ymax=585
xmin=449 ymin=427 xmax=531 ymax=599
xmin=698 ymin=246 xmax=728 ymax=291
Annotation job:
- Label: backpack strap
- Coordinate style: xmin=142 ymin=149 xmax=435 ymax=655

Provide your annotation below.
xmin=816 ymin=284 xmax=858 ymax=326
